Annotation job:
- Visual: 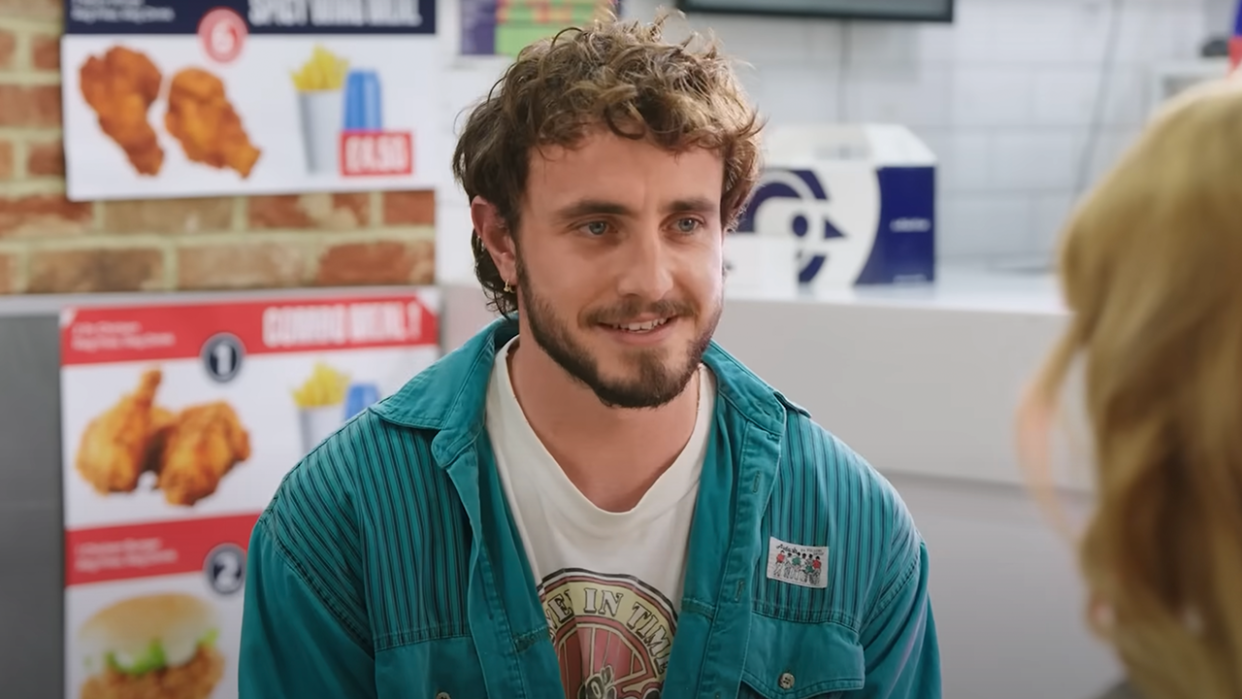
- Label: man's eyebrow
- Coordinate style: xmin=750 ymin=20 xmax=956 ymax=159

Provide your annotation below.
xmin=552 ymin=196 xmax=718 ymax=222
xmin=665 ymin=197 xmax=717 ymax=215
xmin=552 ymin=199 xmax=633 ymax=222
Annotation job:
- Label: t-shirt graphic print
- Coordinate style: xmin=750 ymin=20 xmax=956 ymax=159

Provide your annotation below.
xmin=539 ymin=569 xmax=676 ymax=699
xmin=486 ymin=336 xmax=714 ymax=699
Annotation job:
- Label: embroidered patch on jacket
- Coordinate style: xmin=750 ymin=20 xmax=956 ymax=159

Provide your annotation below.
xmin=766 ymin=537 xmax=828 ymax=589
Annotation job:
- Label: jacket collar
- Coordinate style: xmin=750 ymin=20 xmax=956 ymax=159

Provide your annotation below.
xmin=371 ymin=315 xmax=808 ymax=465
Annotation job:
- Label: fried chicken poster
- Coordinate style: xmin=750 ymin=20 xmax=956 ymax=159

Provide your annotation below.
xmin=60 ymin=0 xmax=440 ymax=201
xmin=60 ymin=291 xmax=440 ymax=699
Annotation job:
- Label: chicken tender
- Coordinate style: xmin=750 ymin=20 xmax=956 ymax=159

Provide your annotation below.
xmin=155 ymin=402 xmax=251 ymax=506
xmin=75 ymin=369 xmax=163 ymax=495
xmin=164 ymin=68 xmax=261 ymax=178
xmin=78 ymin=46 xmax=164 ymax=176
xmin=79 ymin=644 xmax=223 ymax=699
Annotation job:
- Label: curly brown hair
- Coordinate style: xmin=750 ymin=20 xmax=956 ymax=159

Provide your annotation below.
xmin=451 ymin=9 xmax=765 ymax=315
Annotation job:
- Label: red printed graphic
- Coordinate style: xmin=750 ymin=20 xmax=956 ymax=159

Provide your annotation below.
xmin=539 ymin=569 xmax=676 ymax=699
xmin=66 ymin=513 xmax=258 ymax=586
xmin=60 ymin=293 xmax=438 ymax=366
xmin=340 ymin=131 xmax=414 ymax=176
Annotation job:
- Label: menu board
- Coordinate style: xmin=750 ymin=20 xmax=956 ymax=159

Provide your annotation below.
xmin=59 ymin=290 xmax=440 ymax=699
xmin=61 ymin=0 xmax=442 ymax=201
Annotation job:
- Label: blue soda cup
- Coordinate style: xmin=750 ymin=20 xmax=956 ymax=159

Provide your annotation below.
xmin=343 ymin=382 xmax=381 ymax=421
xmin=343 ymin=69 xmax=383 ymax=131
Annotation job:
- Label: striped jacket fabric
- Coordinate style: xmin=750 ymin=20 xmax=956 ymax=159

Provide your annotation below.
xmin=238 ymin=317 xmax=942 ymax=699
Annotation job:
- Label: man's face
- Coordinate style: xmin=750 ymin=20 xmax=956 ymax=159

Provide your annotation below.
xmin=514 ymin=130 xmax=726 ymax=409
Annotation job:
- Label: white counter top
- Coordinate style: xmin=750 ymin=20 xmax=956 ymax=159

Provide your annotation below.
xmin=729 ymin=263 xmax=1065 ymax=314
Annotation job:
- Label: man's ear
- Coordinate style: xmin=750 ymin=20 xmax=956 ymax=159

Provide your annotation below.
xmin=471 ymin=196 xmax=517 ymax=286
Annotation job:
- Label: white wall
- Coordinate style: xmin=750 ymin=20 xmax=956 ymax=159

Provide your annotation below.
xmin=432 ymin=0 xmax=1209 ymax=281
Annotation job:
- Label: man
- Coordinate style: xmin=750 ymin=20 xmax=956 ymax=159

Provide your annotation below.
xmin=239 ymin=11 xmax=941 ymax=699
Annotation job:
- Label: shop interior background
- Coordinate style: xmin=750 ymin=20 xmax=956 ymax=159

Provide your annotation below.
xmin=434 ymin=0 xmax=1235 ymax=280
xmin=0 ymin=0 xmax=1236 ymax=698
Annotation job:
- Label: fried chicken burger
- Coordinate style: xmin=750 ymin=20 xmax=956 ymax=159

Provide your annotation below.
xmin=78 ymin=594 xmax=224 ymax=699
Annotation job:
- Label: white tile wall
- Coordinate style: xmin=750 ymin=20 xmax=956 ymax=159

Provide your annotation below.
xmin=433 ymin=0 xmax=1215 ymax=281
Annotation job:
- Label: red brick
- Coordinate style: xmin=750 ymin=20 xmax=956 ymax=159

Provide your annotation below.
xmin=0 ymin=30 xmax=15 ymax=70
xmin=0 ymin=141 xmax=13 ymax=181
xmin=0 ymin=252 xmax=17 ymax=293
xmin=0 ymin=194 xmax=93 ymax=238
xmin=26 ymin=140 xmax=64 ymax=178
xmin=103 ymin=197 xmax=232 ymax=235
xmin=247 ymin=193 xmax=370 ymax=230
xmin=177 ymin=241 xmax=306 ymax=290
xmin=0 ymin=85 xmax=62 ymax=128
xmin=32 ymin=34 xmax=60 ymax=71
xmin=316 ymin=239 xmax=434 ymax=286
xmin=382 ymin=190 xmax=435 ymax=226
xmin=28 ymin=247 xmax=164 ymax=293
xmin=0 ymin=0 xmax=60 ymax=20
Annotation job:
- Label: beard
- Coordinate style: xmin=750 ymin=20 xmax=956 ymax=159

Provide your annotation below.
xmin=515 ymin=255 xmax=721 ymax=410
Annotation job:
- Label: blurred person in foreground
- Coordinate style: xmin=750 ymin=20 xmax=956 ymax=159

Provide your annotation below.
xmin=239 ymin=10 xmax=940 ymax=699
xmin=1017 ymin=74 xmax=1242 ymax=699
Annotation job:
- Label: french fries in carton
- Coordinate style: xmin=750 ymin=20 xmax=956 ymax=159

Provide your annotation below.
xmin=293 ymin=362 xmax=352 ymax=454
xmin=292 ymin=362 xmax=350 ymax=408
xmin=291 ymin=45 xmax=349 ymax=92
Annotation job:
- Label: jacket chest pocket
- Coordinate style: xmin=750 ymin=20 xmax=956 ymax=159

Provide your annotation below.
xmin=738 ymin=616 xmax=865 ymax=699
xmin=376 ymin=635 xmax=489 ymax=699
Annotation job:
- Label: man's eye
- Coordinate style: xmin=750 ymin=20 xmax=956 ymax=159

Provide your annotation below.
xmin=676 ymin=218 xmax=701 ymax=233
xmin=581 ymin=221 xmax=609 ymax=236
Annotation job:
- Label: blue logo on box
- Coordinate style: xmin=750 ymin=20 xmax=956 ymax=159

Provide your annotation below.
xmin=736 ymin=169 xmax=846 ymax=284
xmin=736 ymin=165 xmax=936 ymax=287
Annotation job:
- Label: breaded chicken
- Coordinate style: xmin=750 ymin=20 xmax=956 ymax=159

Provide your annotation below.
xmin=79 ymin=644 xmax=224 ymax=699
xmin=143 ymin=405 xmax=176 ymax=473
xmin=78 ymin=46 xmax=164 ymax=176
xmin=164 ymin=68 xmax=261 ymax=178
xmin=75 ymin=369 xmax=163 ymax=494
xmin=155 ymin=402 xmax=251 ymax=506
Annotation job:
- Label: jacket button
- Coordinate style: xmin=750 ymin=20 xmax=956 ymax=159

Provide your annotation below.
xmin=435 ymin=693 xmax=450 ymax=699
xmin=778 ymin=672 xmax=795 ymax=690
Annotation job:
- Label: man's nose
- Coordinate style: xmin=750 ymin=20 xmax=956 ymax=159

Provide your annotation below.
xmin=614 ymin=227 xmax=674 ymax=301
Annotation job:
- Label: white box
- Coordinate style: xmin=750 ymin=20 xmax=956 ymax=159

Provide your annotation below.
xmin=733 ymin=123 xmax=938 ymax=292
xmin=722 ymin=234 xmax=798 ymax=298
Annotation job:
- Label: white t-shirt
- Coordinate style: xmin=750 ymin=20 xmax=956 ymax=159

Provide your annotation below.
xmin=487 ymin=336 xmax=714 ymax=699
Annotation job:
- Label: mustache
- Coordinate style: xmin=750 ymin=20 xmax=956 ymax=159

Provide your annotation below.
xmin=586 ymin=298 xmax=697 ymax=325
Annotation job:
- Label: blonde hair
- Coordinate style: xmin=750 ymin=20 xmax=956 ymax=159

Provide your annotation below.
xmin=1017 ymin=76 xmax=1242 ymax=699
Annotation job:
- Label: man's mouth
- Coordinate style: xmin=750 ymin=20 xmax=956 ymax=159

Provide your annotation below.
xmin=605 ymin=317 xmax=671 ymax=333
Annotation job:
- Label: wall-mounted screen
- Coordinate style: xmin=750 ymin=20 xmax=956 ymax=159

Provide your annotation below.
xmin=675 ymin=0 xmax=954 ymax=23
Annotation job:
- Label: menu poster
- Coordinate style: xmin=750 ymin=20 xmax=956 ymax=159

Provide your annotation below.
xmin=60 ymin=291 xmax=440 ymax=699
xmin=61 ymin=0 xmax=441 ymax=201
xmin=460 ymin=0 xmax=621 ymax=56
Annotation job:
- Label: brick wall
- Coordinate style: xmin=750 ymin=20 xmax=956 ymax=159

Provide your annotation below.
xmin=0 ymin=3 xmax=436 ymax=295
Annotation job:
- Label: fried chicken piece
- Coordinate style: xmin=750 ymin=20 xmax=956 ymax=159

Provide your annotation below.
xmin=164 ymin=68 xmax=261 ymax=178
xmin=155 ymin=402 xmax=251 ymax=506
xmin=143 ymin=406 xmax=176 ymax=473
xmin=80 ymin=644 xmax=224 ymax=699
xmin=75 ymin=369 xmax=163 ymax=494
xmin=79 ymin=46 xmax=164 ymax=176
